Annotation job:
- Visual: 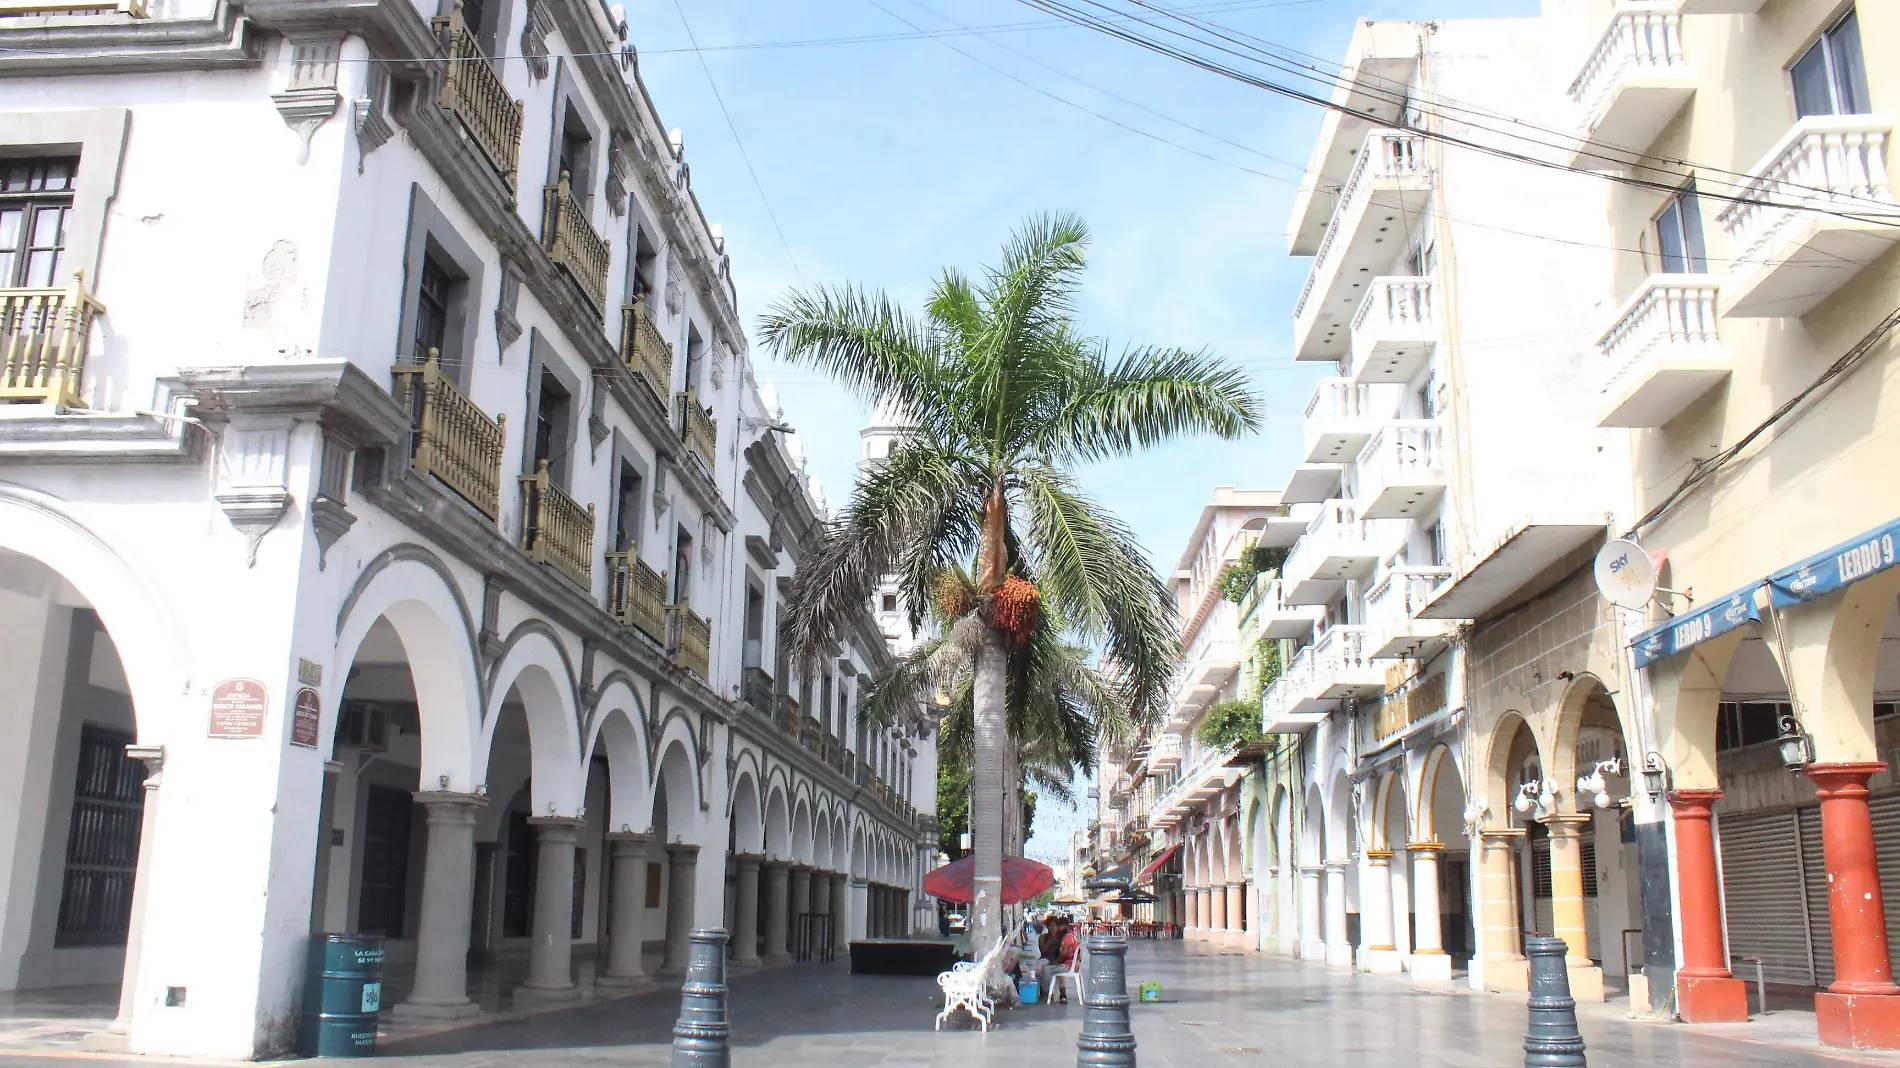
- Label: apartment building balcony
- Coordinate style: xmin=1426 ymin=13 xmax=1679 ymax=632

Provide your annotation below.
xmin=1281 ymin=463 xmax=1344 ymax=506
xmin=1365 ymin=566 xmax=1455 ymax=659
xmin=1139 ymin=732 xmax=1184 ymax=778
xmin=666 ymin=602 xmax=711 ymax=678
xmin=1716 ymin=115 xmax=1897 ymax=318
xmin=543 ymin=173 xmax=611 ymax=313
xmin=606 ymin=551 xmax=668 ymax=644
xmin=1282 ymin=500 xmax=1376 ymax=604
xmin=676 ymin=390 xmax=717 ymax=474
xmin=1237 ymin=575 xmax=1323 ymax=640
xmin=1594 ymin=275 xmax=1729 ymax=428
xmin=1149 ymin=743 xmax=1239 ymax=827
xmin=518 ymin=460 xmax=594 ymax=588
xmin=0 ymin=272 xmax=103 ymax=408
xmin=620 ymin=296 xmax=674 ymax=412
xmin=741 ymin=666 xmax=774 ymax=710
xmin=1290 ymin=625 xmax=1383 ymax=712
xmin=1567 ymin=4 xmax=1694 ymax=167
xmin=1356 ymin=419 xmax=1447 ymax=520
xmin=1348 ymin=276 xmax=1437 ymax=384
xmin=1169 ymin=629 xmax=1239 ymax=725
xmin=433 ymin=5 xmax=524 ymax=177
xmin=1302 ymin=378 xmax=1393 ymax=464
xmin=1291 ymin=130 xmax=1433 ymax=361
xmin=1262 ymin=659 xmax=1324 ymax=733
xmin=391 ymin=352 xmax=506 ymax=520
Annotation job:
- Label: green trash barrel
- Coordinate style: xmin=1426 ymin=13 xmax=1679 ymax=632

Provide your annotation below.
xmin=299 ymin=934 xmax=386 ymax=1057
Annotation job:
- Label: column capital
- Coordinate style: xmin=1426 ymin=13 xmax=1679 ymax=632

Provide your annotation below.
xmin=1365 ymin=849 xmax=1395 ymax=861
xmin=1298 ymin=864 xmax=1325 ymax=875
xmin=412 ymin=790 xmax=486 ymax=823
xmin=1668 ymin=788 xmax=1723 ymax=820
xmin=1806 ymin=761 xmax=1888 ymax=799
xmin=1406 ymin=841 xmax=1445 ymax=852
xmin=1539 ymin=812 xmax=1593 ymax=835
xmin=1478 ymin=826 xmax=1527 ymax=843
xmin=731 ymin=851 xmax=765 ymax=870
xmin=606 ymin=831 xmax=652 ymax=845
xmin=663 ymin=840 xmax=701 ymax=860
xmin=1322 ymin=861 xmax=1348 ymax=873
xmin=527 ymin=815 xmax=585 ymax=832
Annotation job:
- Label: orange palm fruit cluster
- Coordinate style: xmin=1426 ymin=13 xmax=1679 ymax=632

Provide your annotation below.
xmin=934 ymin=570 xmax=975 ymax=620
xmin=989 ymin=575 xmax=1041 ymax=645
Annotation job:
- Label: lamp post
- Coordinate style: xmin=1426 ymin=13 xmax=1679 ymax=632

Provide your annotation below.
xmin=1776 ymin=713 xmax=1815 ymax=773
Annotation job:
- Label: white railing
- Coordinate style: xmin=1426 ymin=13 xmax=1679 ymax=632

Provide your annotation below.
xmin=1303 ymin=377 xmax=1384 ymax=423
xmin=1597 ymin=276 xmax=1722 ymax=395
xmin=1357 ymin=419 xmax=1445 ymax=485
xmin=1351 ymin=275 xmax=1435 ymax=335
xmin=1284 ymin=499 xmax=1367 ymax=584
xmin=1716 ymin=116 xmax=1894 ymax=268
xmin=1568 ymin=5 xmax=1688 ymax=122
xmin=1261 ymin=673 xmax=1291 ymax=729
xmin=1152 ymin=741 xmax=1238 ymax=820
xmin=1294 ymin=131 xmax=1429 ymax=320
xmin=1366 ymin=567 xmax=1452 ymax=632
xmin=1312 ymin=624 xmax=1374 ymax=682
xmin=1279 ymin=643 xmax=1317 ymax=708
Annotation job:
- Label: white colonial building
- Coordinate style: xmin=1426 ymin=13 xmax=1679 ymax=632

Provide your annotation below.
xmin=0 ymin=0 xmax=933 ymax=1059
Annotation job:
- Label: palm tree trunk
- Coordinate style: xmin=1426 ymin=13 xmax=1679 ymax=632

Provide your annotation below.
xmin=971 ymin=622 xmax=1008 ymax=962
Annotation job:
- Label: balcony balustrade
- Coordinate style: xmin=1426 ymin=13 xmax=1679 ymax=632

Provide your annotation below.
xmin=1282 ymin=499 xmax=1377 ymax=604
xmin=1567 ymin=4 xmax=1694 ymax=166
xmin=1370 ymin=670 xmax=1448 ymax=744
xmin=1365 ymin=567 xmax=1456 ymax=659
xmin=605 ymin=551 xmax=667 ymax=644
xmin=0 ymin=272 xmax=103 ymax=408
xmin=774 ymin=694 xmax=801 ymax=734
xmin=676 ymin=390 xmax=717 ymax=475
xmin=518 ymin=460 xmax=594 ymax=588
xmin=620 ymin=296 xmax=674 ymax=412
xmin=741 ymin=666 xmax=774 ymax=710
xmin=0 ymin=0 xmax=150 ymax=14
xmin=666 ymin=601 xmax=711 ymax=678
xmin=1715 ymin=116 xmax=1896 ymax=318
xmin=1356 ymin=419 xmax=1447 ymax=520
xmin=543 ymin=172 xmax=611 ymax=313
xmin=1278 ymin=625 xmax=1383 ymax=719
xmin=1348 ymin=276 xmax=1437 ymax=384
xmin=433 ymin=5 xmax=523 ymax=177
xmin=1301 ymin=378 xmax=1393 ymax=464
xmin=1594 ymin=275 xmax=1728 ymax=427
xmin=1237 ymin=574 xmax=1323 ymax=640
xmin=1149 ymin=741 xmax=1238 ymax=826
xmin=1140 ymin=732 xmax=1184 ymax=777
xmin=1292 ymin=130 xmax=1432 ymax=360
xmin=391 ymin=351 xmax=506 ymax=520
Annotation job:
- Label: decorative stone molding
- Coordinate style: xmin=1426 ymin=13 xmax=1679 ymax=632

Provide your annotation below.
xmin=520 ymin=0 xmax=554 ymax=80
xmin=352 ymin=64 xmax=392 ymax=173
xmin=587 ymin=383 xmax=609 ymax=460
xmin=652 ymin=465 xmax=670 ymax=529
xmin=310 ymin=432 xmax=357 ymax=569
xmin=495 ymin=257 xmax=524 ymax=354
xmin=216 ymin=424 xmax=294 ymax=567
xmin=273 ymin=89 xmax=340 ymax=165
xmin=664 ymin=248 xmax=685 ymax=316
xmin=605 ymin=128 xmax=634 ymax=217
xmin=273 ymin=36 xmax=343 ymax=164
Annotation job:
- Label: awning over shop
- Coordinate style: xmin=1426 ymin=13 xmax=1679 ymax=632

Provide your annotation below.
xmin=1135 ymin=843 xmax=1182 ymax=884
xmin=1631 ymin=585 xmax=1761 ymax=669
xmin=1418 ymin=517 xmax=1606 ymax=621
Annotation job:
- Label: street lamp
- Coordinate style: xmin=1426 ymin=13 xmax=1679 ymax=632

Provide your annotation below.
xmin=1776 ymin=712 xmax=1815 ymax=773
xmin=1639 ymin=751 xmax=1670 ymax=798
xmin=1576 ymin=758 xmax=1623 ymax=809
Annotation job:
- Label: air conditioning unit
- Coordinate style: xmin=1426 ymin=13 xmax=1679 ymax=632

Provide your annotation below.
xmin=337 ymin=701 xmax=388 ymax=752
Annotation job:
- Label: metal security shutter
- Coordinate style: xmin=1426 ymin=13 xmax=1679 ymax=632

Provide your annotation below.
xmin=1797 ymin=809 xmax=1833 ymax=988
xmin=1871 ymin=794 xmax=1900 ymax=965
xmin=1721 ymin=809 xmax=1817 ymax=987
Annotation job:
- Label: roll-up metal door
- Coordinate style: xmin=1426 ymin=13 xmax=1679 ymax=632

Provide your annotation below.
xmin=1720 ymin=808 xmax=1818 ymax=987
xmin=1797 ymin=808 xmax=1833 ymax=988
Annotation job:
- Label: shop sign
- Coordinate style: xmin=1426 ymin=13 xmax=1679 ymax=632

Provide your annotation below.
xmin=1770 ymin=516 xmax=1900 ymax=607
xmin=1631 ymin=588 xmax=1760 ymax=669
xmin=208 ymin=678 xmax=269 ymax=738
xmin=290 ymin=687 xmax=321 ymax=749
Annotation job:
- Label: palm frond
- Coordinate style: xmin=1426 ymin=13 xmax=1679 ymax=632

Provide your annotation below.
xmin=757 ymin=283 xmax=952 ymax=434
xmin=1039 ymin=345 xmax=1263 ymax=465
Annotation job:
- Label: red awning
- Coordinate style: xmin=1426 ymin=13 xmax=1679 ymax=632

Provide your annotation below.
xmin=1135 ymin=843 xmax=1182 ymax=884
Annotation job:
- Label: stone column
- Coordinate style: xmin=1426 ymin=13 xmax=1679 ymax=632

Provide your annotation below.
xmin=95 ymin=747 xmax=165 ymax=1045
xmin=830 ymin=872 xmax=851 ymax=955
xmin=520 ymin=817 xmax=583 ymax=998
xmin=762 ymin=862 xmax=790 ymax=962
xmin=1209 ymin=882 xmax=1227 ymax=935
xmin=1542 ymin=814 xmax=1603 ymax=1001
xmin=395 ymin=792 xmax=485 ymax=1018
xmin=600 ymin=833 xmax=651 ymax=985
xmin=660 ymin=842 xmax=699 ymax=977
xmin=1360 ymin=851 xmax=1400 ymax=973
xmin=1668 ymin=790 xmax=1747 ymax=1022
xmin=1226 ymin=882 xmax=1245 ymax=947
xmin=812 ymin=871 xmax=831 ymax=920
xmin=1298 ymin=866 xmax=1325 ymax=960
xmin=732 ymin=854 xmax=762 ymax=966
xmin=1184 ymin=884 xmax=1200 ymax=935
xmin=788 ymin=865 xmax=812 ymax=955
xmin=1477 ymin=828 xmax=1528 ymax=993
xmin=1407 ymin=842 xmax=1451 ymax=982
xmin=1323 ymin=862 xmax=1352 ymax=968
xmin=1807 ymin=763 xmax=1900 ymax=1048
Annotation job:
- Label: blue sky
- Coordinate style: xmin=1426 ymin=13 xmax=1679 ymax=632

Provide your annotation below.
xmin=623 ymin=0 xmax=1537 ymax=859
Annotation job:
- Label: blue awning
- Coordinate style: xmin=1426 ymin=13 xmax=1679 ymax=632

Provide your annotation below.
xmin=1769 ymin=518 xmax=1900 ymax=607
xmin=1631 ymin=586 xmax=1762 ymax=669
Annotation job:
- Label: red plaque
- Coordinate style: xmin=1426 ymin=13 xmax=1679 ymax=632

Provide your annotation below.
xmin=290 ymin=687 xmax=321 ymax=749
xmin=208 ymin=678 xmax=269 ymax=738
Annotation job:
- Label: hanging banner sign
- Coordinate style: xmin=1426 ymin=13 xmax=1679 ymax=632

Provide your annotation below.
xmin=290 ymin=687 xmax=321 ymax=749
xmin=1631 ymin=587 xmax=1761 ymax=669
xmin=1768 ymin=516 xmax=1900 ymax=607
xmin=208 ymin=678 xmax=269 ymax=738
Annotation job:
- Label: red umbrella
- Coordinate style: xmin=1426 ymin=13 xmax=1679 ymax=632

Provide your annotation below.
xmin=924 ymin=855 xmax=1056 ymax=905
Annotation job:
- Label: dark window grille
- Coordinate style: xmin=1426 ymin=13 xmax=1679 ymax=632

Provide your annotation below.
xmin=55 ymin=725 xmax=145 ymax=947
xmin=357 ymin=786 xmax=413 ymax=937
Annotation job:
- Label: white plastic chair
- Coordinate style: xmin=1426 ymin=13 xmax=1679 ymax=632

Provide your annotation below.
xmin=1049 ymin=939 xmax=1085 ymax=1004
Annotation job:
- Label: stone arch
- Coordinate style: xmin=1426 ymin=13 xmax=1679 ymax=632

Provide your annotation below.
xmin=1370 ymin=768 xmax=1407 ymax=851
xmin=481 ymin=623 xmax=584 ymax=815
xmin=1414 ymin=743 xmax=1460 ymax=843
xmin=1325 ymin=771 xmax=1352 ymax=863
xmin=814 ymin=805 xmax=834 ymax=870
xmin=1549 ymin=671 xmax=1627 ymax=800
xmin=1648 ymin=626 xmax=1751 ymax=791
xmin=729 ymin=769 xmax=763 ymax=854
xmin=791 ymin=797 xmax=813 ymax=864
xmin=1773 ymin=569 xmax=1900 ymax=765
xmin=764 ymin=781 xmax=791 ymax=860
xmin=584 ymin=676 xmax=650 ymax=831
xmin=851 ymin=822 xmax=868 ymax=878
xmin=1302 ymin=782 xmax=1326 ymax=865
xmin=653 ymin=736 xmax=703 ymax=843
xmin=1224 ymin=817 xmax=1243 ymax=882
xmin=1483 ymin=711 xmax=1544 ymax=827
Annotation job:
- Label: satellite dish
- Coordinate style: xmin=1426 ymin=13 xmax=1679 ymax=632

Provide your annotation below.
xmin=1595 ymin=539 xmax=1658 ymax=610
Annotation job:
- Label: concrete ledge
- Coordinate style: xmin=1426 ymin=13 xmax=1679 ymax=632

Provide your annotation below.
xmin=392 ymin=999 xmax=482 ymax=1020
xmin=1816 ymin=991 xmax=1900 ymax=1050
xmin=1677 ymin=974 xmax=1748 ymax=1024
xmin=1409 ymin=951 xmax=1453 ymax=983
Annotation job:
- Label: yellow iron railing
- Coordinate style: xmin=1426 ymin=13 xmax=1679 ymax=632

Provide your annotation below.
xmin=676 ymin=390 xmax=716 ymax=473
xmin=433 ymin=1 xmax=523 ymax=178
xmin=1 ymin=272 xmax=104 ymax=408
xmin=605 ymin=551 xmax=667 ymax=644
xmin=619 ymin=296 xmax=673 ymax=411
xmin=518 ymin=459 xmax=594 ymax=588
xmin=667 ymin=601 xmax=711 ymax=678
xmin=542 ymin=172 xmax=610 ymax=312
xmin=390 ymin=351 xmax=506 ymax=520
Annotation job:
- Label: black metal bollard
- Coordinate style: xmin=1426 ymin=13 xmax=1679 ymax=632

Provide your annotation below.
xmin=1523 ymin=936 xmax=1587 ymax=1068
xmin=672 ymin=929 xmax=731 ymax=1068
xmin=1077 ymin=935 xmax=1136 ymax=1068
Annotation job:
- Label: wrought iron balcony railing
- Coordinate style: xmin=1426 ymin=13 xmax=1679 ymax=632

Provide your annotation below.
xmin=666 ymin=601 xmax=711 ymax=678
xmin=605 ymin=550 xmax=667 ymax=644
xmin=1 ymin=272 xmax=104 ymax=408
xmin=542 ymin=172 xmax=610 ymax=313
xmin=433 ymin=2 xmax=524 ymax=178
xmin=390 ymin=351 xmax=505 ymax=520
xmin=518 ymin=459 xmax=593 ymax=588
xmin=676 ymin=390 xmax=717 ymax=474
xmin=620 ymin=296 xmax=673 ymax=412
xmin=742 ymin=666 xmax=774 ymax=710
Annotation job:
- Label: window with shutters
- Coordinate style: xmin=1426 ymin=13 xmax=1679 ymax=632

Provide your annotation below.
xmin=55 ymin=725 xmax=145 ymax=946
xmin=0 ymin=156 xmax=76 ymax=288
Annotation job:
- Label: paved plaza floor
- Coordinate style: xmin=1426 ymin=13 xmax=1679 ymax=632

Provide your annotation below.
xmin=3 ymin=941 xmax=1899 ymax=1067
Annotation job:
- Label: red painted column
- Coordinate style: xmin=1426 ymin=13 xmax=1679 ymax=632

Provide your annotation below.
xmin=1669 ymin=789 xmax=1749 ymax=1023
xmin=1808 ymin=762 xmax=1900 ymax=1050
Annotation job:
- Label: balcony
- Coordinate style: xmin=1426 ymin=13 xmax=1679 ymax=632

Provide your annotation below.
xmin=1282 ymin=463 xmax=1344 ymax=505
xmin=606 ymin=551 xmax=667 ymax=644
xmin=1594 ymin=275 xmax=1728 ymax=428
xmin=1237 ymin=575 xmax=1323 ymax=640
xmin=518 ymin=460 xmax=594 ymax=588
xmin=1715 ymin=116 xmax=1897 ymax=318
xmin=620 ymin=296 xmax=674 ymax=412
xmin=1365 ymin=567 xmax=1455 ymax=659
xmin=1302 ymin=378 xmax=1393 ymax=464
xmin=1292 ymin=130 xmax=1433 ymax=361
xmin=1262 ymin=656 xmax=1324 ymax=733
xmin=1284 ymin=625 xmax=1383 ymax=715
xmin=0 ymin=272 xmax=103 ymax=408
xmin=666 ymin=602 xmax=711 ymax=678
xmin=676 ymin=390 xmax=717 ymax=475
xmin=1149 ymin=742 xmax=1238 ymax=827
xmin=391 ymin=352 xmax=506 ymax=520
xmin=774 ymin=694 xmax=801 ymax=735
xmin=543 ymin=173 xmax=611 ymax=313
xmin=433 ymin=5 xmax=523 ymax=177
xmin=1282 ymin=500 xmax=1377 ymax=604
xmin=1567 ymin=5 xmax=1694 ymax=167
xmin=1348 ymin=276 xmax=1436 ymax=384
xmin=1139 ymin=732 xmax=1184 ymax=778
xmin=1356 ymin=419 xmax=1447 ymax=520
xmin=742 ymin=666 xmax=774 ymax=710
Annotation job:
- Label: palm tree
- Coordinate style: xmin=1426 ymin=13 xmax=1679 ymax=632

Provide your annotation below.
xmin=760 ymin=213 xmax=1260 ymax=957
